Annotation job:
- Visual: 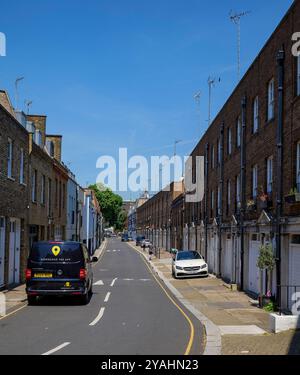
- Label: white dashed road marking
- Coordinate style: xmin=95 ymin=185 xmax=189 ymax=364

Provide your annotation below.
xmin=89 ymin=307 xmax=105 ymax=326
xmin=104 ymin=292 xmax=111 ymax=303
xmin=93 ymin=280 xmax=104 ymax=286
xmin=110 ymin=278 xmax=118 ymax=287
xmin=42 ymin=342 xmax=71 ymax=356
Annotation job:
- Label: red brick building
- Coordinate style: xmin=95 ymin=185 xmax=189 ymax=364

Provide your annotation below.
xmin=137 ymin=1 xmax=300 ymax=312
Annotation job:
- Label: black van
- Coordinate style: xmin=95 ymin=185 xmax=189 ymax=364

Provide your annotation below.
xmin=25 ymin=241 xmax=96 ymax=305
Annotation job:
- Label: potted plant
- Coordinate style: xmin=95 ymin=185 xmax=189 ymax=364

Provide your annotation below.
xmin=257 ymin=243 xmax=276 ymax=308
xmin=257 ymin=186 xmax=272 ymax=209
xmin=246 ymin=199 xmax=256 ymax=211
xmin=285 ymin=188 xmax=300 ymax=204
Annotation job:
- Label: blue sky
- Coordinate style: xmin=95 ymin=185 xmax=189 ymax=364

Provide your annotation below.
xmin=0 ymin=0 xmax=294 ymax=199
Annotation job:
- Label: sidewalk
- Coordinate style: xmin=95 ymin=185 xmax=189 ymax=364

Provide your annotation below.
xmin=133 ymin=244 xmax=300 ymax=355
xmin=1 ymin=284 xmax=27 ymax=316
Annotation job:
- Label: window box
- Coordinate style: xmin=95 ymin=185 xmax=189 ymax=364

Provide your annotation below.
xmin=285 ymin=193 xmax=300 ymax=204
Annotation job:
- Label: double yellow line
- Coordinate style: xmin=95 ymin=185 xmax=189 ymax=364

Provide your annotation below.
xmin=128 ymin=243 xmax=195 ymax=356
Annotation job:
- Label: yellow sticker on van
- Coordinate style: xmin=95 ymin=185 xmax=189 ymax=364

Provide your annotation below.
xmin=52 ymin=246 xmax=61 ymax=257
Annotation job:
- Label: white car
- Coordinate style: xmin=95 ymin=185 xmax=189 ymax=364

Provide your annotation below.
xmin=172 ymin=251 xmax=208 ymax=279
xmin=141 ymin=239 xmax=151 ymax=249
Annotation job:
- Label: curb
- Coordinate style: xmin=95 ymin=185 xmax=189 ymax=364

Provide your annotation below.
xmin=93 ymin=239 xmax=108 ymax=261
xmin=131 ymin=245 xmax=222 ymax=355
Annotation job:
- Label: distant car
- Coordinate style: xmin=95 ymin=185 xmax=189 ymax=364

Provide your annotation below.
xmin=25 ymin=241 xmax=96 ymax=305
xmin=136 ymin=236 xmax=145 ymax=246
xmin=121 ymin=234 xmax=129 ymax=242
xmin=172 ymin=250 xmax=208 ymax=279
xmin=142 ymin=239 xmax=151 ymax=249
xmin=128 ymin=236 xmax=133 ymax=241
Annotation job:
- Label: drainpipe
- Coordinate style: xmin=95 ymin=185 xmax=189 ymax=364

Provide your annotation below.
xmin=205 ymin=143 xmax=209 ymax=261
xmin=218 ymin=122 xmax=225 ymax=277
xmin=240 ymin=95 xmax=247 ymax=290
xmin=86 ymin=195 xmax=90 ymax=254
xmin=75 ymin=185 xmax=78 ymax=241
xmin=276 ymin=48 xmax=285 ymax=313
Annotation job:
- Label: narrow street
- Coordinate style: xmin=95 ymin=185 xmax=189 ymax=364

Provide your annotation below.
xmin=0 ymin=239 xmax=204 ymax=355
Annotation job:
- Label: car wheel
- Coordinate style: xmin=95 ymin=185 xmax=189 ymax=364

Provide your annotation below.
xmin=27 ymin=295 xmax=37 ymax=306
xmin=80 ymin=293 xmax=89 ymax=305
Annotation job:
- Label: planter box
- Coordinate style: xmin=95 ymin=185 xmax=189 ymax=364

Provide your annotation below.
xmin=269 ymin=313 xmax=300 ymax=333
xmin=285 ymin=194 xmax=300 ymax=204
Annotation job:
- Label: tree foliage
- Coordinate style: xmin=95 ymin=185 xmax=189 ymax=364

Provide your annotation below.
xmin=89 ymin=183 xmax=126 ymax=230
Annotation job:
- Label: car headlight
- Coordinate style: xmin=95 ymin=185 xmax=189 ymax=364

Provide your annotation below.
xmin=176 ymin=266 xmax=183 ymax=270
xmin=201 ymin=264 xmax=207 ymax=270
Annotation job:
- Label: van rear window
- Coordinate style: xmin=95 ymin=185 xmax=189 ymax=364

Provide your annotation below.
xmin=30 ymin=243 xmax=83 ymax=262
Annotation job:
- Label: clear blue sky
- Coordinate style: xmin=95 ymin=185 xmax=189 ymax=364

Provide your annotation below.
xmin=0 ymin=0 xmax=294 ymax=199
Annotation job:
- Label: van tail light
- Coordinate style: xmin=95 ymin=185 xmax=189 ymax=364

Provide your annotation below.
xmin=79 ymin=269 xmax=87 ymax=280
xmin=25 ymin=269 xmax=32 ymax=280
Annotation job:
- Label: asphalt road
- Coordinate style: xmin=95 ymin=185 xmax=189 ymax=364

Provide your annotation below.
xmin=0 ymin=239 xmax=204 ymax=355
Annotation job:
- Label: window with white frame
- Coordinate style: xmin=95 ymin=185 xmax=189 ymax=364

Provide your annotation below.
xmin=7 ymin=138 xmax=13 ymax=178
xmin=252 ymin=165 xmax=258 ymax=198
xmin=32 ymin=169 xmax=37 ymax=202
xmin=227 ymin=180 xmax=231 ymax=211
xmin=217 ymin=139 xmax=221 ymax=165
xmin=211 ymin=145 xmax=215 ymax=169
xmin=41 ymin=175 xmax=46 ymax=204
xmin=236 ymin=116 xmax=241 ymax=147
xmin=217 ymin=186 xmax=221 ymax=215
xmin=297 ymin=142 xmax=300 ymax=192
xmin=228 ymin=128 xmax=232 ymax=155
xmin=268 ymin=78 xmax=275 ymax=120
xmin=19 ymin=148 xmax=24 ymax=184
xmin=253 ymin=96 xmax=259 ymax=133
xmin=267 ymin=156 xmax=273 ymax=194
xmin=236 ymin=174 xmax=241 ymax=207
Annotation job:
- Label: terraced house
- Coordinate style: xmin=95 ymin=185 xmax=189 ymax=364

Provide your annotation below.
xmin=0 ymin=91 xmax=29 ymax=288
xmin=136 ymin=0 xmax=300 ymax=312
xmin=0 ymin=90 xmax=103 ymax=290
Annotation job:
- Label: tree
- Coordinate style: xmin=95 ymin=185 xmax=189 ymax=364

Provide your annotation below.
xmin=257 ymin=243 xmax=276 ymax=297
xmin=89 ymin=184 xmax=126 ymax=230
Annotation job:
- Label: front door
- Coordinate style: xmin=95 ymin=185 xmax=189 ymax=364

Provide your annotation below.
xmin=248 ymin=238 xmax=261 ymax=295
xmin=8 ymin=218 xmax=21 ymax=285
xmin=0 ymin=217 xmax=5 ymax=287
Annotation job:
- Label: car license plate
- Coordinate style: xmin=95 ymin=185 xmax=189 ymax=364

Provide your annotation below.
xmin=34 ymin=273 xmax=53 ymax=278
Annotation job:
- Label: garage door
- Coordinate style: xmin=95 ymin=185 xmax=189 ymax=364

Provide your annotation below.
xmin=289 ymin=239 xmax=300 ymax=311
xmin=248 ymin=238 xmax=261 ymax=295
xmin=224 ymin=237 xmax=233 ymax=282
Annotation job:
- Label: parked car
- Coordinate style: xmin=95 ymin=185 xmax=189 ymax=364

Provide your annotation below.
xmin=128 ymin=236 xmax=133 ymax=241
xmin=25 ymin=241 xmax=96 ymax=305
xmin=141 ymin=239 xmax=151 ymax=249
xmin=136 ymin=236 xmax=145 ymax=246
xmin=172 ymin=250 xmax=208 ymax=279
xmin=121 ymin=234 xmax=129 ymax=242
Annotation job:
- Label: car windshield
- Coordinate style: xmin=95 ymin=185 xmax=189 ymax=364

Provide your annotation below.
xmin=30 ymin=242 xmax=82 ymax=263
xmin=176 ymin=251 xmax=202 ymax=261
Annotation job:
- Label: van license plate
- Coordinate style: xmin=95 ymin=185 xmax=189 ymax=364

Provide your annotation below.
xmin=34 ymin=273 xmax=53 ymax=278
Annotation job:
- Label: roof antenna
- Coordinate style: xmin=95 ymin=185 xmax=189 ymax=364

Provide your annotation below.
xmin=15 ymin=76 xmax=24 ymax=110
xmin=230 ymin=10 xmax=251 ymax=81
xmin=207 ymin=77 xmax=220 ymax=126
xmin=25 ymin=99 xmax=33 ymax=115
